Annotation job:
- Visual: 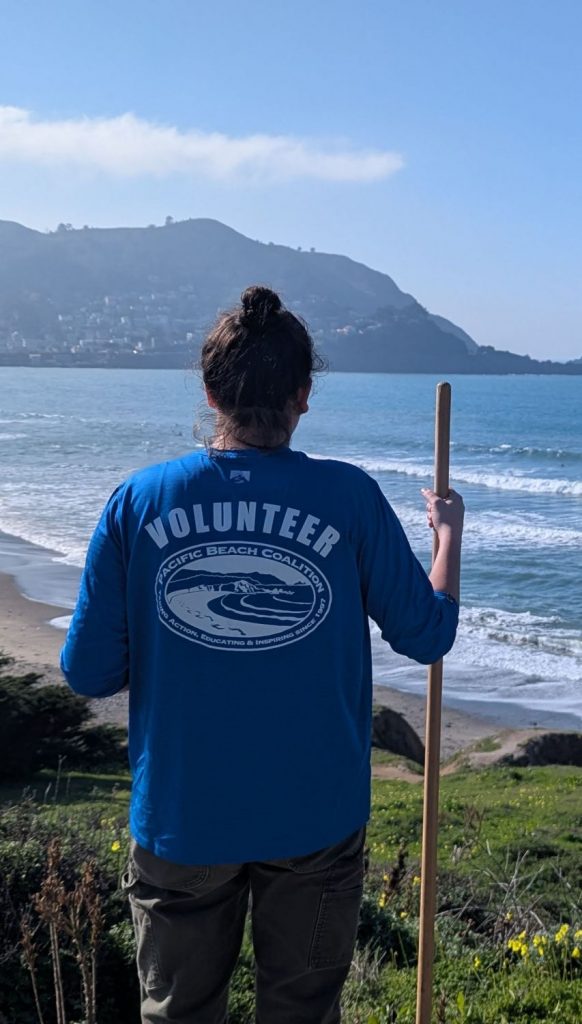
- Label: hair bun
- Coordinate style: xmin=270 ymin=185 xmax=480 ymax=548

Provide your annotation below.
xmin=241 ymin=285 xmax=282 ymax=328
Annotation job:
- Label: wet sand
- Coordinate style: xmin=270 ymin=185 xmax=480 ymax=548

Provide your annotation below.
xmin=0 ymin=572 xmax=129 ymax=727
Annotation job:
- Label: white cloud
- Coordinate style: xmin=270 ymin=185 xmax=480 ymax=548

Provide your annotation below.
xmin=0 ymin=106 xmax=404 ymax=184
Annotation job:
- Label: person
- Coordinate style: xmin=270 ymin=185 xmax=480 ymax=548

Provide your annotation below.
xmin=60 ymin=285 xmax=464 ymax=1024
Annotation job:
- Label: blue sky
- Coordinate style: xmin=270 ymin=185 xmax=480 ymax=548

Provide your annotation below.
xmin=1 ymin=0 xmax=580 ymax=359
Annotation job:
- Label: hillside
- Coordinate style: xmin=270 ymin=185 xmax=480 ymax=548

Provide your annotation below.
xmin=0 ymin=218 xmax=580 ymax=374
xmin=0 ymin=217 xmax=414 ymax=317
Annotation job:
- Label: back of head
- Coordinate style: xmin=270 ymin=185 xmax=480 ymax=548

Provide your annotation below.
xmin=201 ymin=285 xmax=323 ymax=448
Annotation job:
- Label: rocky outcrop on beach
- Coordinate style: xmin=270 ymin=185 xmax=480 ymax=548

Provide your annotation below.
xmin=505 ymin=732 xmax=582 ymax=767
xmin=371 ymin=705 xmax=425 ymax=766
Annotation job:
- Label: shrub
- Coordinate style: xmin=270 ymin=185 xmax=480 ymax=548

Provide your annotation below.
xmin=0 ymin=654 xmax=127 ymax=780
xmin=0 ymin=795 xmax=138 ymax=1024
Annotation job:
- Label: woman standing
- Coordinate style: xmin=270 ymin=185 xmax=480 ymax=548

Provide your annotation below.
xmin=61 ymin=285 xmax=464 ymax=1024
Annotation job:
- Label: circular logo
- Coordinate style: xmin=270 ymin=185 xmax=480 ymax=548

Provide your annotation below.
xmin=155 ymin=541 xmax=332 ymax=651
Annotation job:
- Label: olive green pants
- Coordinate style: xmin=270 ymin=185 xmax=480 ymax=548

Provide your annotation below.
xmin=123 ymin=825 xmax=366 ymax=1023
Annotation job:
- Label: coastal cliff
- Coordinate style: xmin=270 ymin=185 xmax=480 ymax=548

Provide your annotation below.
xmin=1 ymin=218 xmax=580 ymax=374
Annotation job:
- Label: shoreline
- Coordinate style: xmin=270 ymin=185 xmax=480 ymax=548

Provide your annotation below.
xmin=0 ymin=572 xmax=130 ymax=728
xmin=0 ymin=572 xmax=68 ymax=684
xmin=2 ymin=362 xmax=582 ymax=377
xmin=1 ymin=566 xmax=580 ymax=757
xmin=0 ymin=528 xmax=81 ymax=610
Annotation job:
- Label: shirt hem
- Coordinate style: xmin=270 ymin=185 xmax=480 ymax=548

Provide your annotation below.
xmin=129 ymin=813 xmax=370 ymax=866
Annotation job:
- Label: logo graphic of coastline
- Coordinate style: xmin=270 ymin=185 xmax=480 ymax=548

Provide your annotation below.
xmin=155 ymin=543 xmax=332 ymax=650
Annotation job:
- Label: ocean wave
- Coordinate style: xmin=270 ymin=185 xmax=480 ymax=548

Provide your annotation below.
xmin=370 ymin=601 xmax=582 ymax=685
xmin=463 ymin=514 xmax=582 ymax=549
xmin=0 ymin=433 xmax=27 ymax=441
xmin=450 ymin=605 xmax=582 ymax=682
xmin=392 ymin=504 xmax=582 ymax=549
xmin=455 ymin=471 xmax=582 ymax=496
xmin=0 ymin=515 xmax=86 ymax=567
xmin=332 ymin=454 xmax=582 ymax=497
xmin=461 ymin=605 xmax=581 ymax=650
xmin=15 ymin=412 xmax=68 ymax=420
xmin=451 ymin=441 xmax=582 ymax=462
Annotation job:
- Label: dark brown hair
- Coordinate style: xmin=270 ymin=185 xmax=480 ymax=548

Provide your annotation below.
xmin=200 ymin=285 xmax=324 ymax=447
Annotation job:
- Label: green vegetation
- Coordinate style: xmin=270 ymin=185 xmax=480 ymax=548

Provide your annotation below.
xmin=472 ymin=736 xmax=502 ymax=753
xmin=368 ymin=765 xmax=582 ymax=863
xmin=1 ymin=658 xmax=580 ymax=1021
xmin=0 ymin=653 xmax=127 ymax=780
xmin=0 ymin=773 xmax=134 ymax=1024
xmin=352 ymin=767 xmax=582 ymax=1021
xmin=370 ymin=748 xmax=424 ymax=775
xmin=1 ymin=766 xmax=581 ymax=1022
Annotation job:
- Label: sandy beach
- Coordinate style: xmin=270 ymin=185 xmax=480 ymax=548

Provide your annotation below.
xmin=0 ymin=571 xmax=130 ymax=728
xmin=0 ymin=571 xmax=67 ymax=684
xmin=0 ymin=567 xmax=516 ymax=759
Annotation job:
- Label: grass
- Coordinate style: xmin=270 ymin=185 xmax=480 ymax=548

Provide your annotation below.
xmin=355 ymin=765 xmax=582 ymax=1021
xmin=0 ymin=768 xmax=131 ymax=807
xmin=2 ymin=763 xmax=582 ymax=1022
xmin=343 ymin=956 xmax=582 ymax=1023
xmin=472 ymin=736 xmax=502 ymax=753
xmin=367 ymin=765 xmax=582 ymax=863
xmin=370 ymin=748 xmax=424 ymax=774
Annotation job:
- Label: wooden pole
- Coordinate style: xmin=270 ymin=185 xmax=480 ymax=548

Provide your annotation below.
xmin=415 ymin=381 xmax=452 ymax=1024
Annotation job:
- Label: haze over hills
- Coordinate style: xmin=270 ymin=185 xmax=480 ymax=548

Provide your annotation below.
xmin=0 ymin=218 xmax=579 ymax=374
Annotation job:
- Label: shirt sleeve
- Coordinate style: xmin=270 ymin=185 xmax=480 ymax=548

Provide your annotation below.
xmin=357 ymin=478 xmax=458 ymax=664
xmin=60 ymin=486 xmax=129 ymax=697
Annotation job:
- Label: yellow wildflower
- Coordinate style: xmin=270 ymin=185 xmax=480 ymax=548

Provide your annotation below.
xmin=505 ymin=911 xmax=513 ymax=922
xmin=111 ymin=840 xmax=121 ymax=852
xmin=532 ymin=934 xmax=547 ymax=956
xmin=518 ymin=929 xmax=527 ymax=941
xmin=575 ymin=929 xmax=582 ymax=942
xmin=378 ymin=894 xmax=387 ymax=909
xmin=555 ymin=924 xmax=570 ymax=944
xmin=572 ymin=947 xmax=581 ymax=960
xmin=400 ymin=911 xmax=408 ymax=919
xmin=507 ymin=937 xmax=528 ymax=957
xmin=413 ymin=875 xmax=421 ymax=886
xmin=473 ymin=956 xmax=481 ymax=969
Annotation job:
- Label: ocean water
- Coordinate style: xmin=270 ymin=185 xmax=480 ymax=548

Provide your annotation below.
xmin=0 ymin=368 xmax=580 ymax=724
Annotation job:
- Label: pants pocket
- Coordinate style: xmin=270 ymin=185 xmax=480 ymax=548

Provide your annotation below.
xmin=308 ymin=884 xmax=364 ymax=969
xmin=307 ymin=827 xmax=365 ymax=969
xmin=129 ymin=840 xmax=210 ymax=892
xmin=130 ymin=890 xmax=167 ymax=993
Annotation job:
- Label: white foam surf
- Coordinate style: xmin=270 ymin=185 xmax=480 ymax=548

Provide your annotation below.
xmin=0 ymin=515 xmax=87 ymax=567
xmin=49 ymin=615 xmax=72 ymax=631
xmin=316 ymin=453 xmax=582 ymax=497
xmin=391 ymin=505 xmax=582 ymax=550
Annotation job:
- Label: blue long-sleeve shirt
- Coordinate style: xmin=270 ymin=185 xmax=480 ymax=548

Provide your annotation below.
xmin=61 ymin=447 xmax=458 ymax=864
